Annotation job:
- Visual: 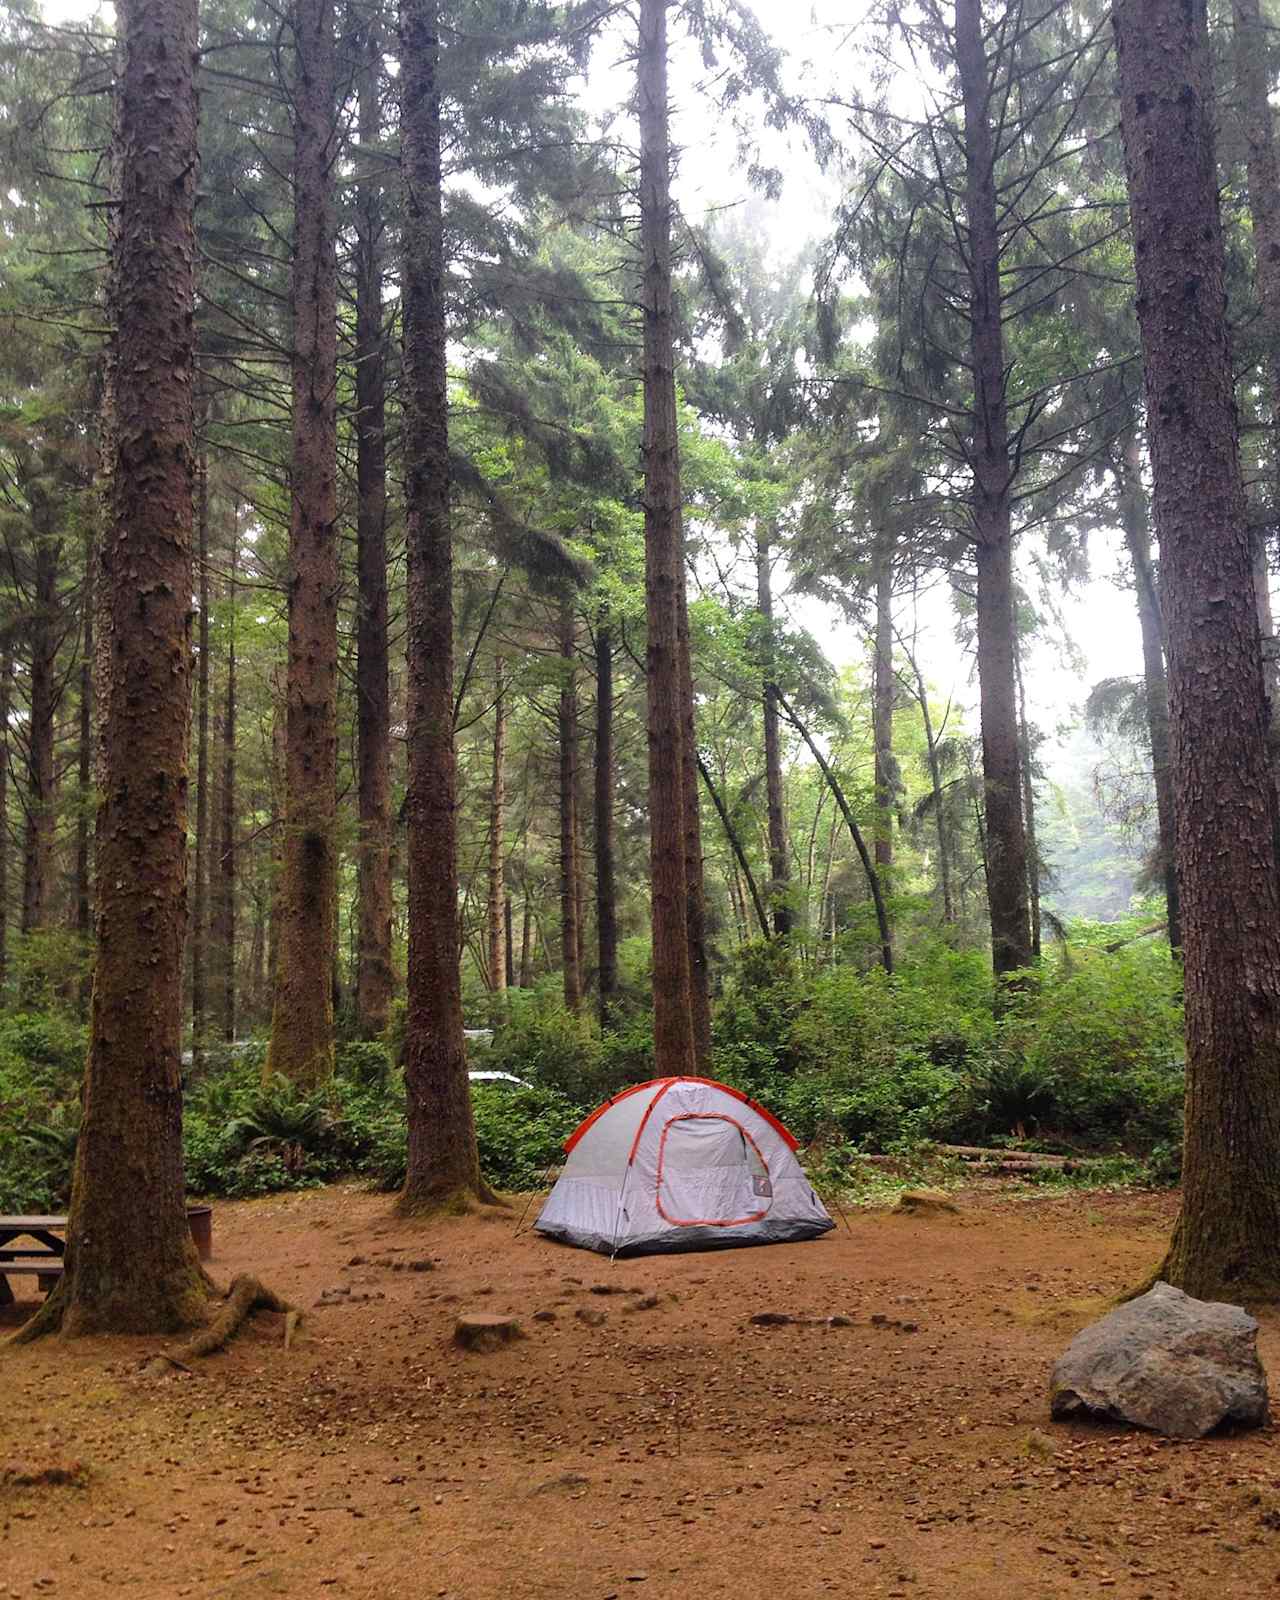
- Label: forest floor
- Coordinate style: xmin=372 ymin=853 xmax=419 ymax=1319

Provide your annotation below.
xmin=2 ymin=1183 xmax=1279 ymax=1599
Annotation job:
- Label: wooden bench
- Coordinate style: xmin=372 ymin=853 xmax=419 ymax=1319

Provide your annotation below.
xmin=1 ymin=1258 xmax=64 ymax=1296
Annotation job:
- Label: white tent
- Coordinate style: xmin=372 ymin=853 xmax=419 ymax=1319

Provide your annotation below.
xmin=535 ymin=1076 xmax=835 ymax=1256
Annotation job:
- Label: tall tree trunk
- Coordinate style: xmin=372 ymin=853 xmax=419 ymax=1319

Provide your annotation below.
xmin=1115 ymin=0 xmax=1280 ymax=1300
xmin=215 ymin=531 xmax=238 ymax=1042
xmin=1232 ymin=0 xmax=1280 ymax=713
xmin=398 ymin=0 xmax=493 ymax=1209
xmin=955 ymin=0 xmax=1033 ymax=982
xmin=19 ymin=0 xmax=206 ymax=1338
xmin=487 ymin=658 xmax=507 ymax=1014
xmin=558 ymin=603 xmax=582 ymax=1012
xmin=22 ymin=527 xmax=59 ymax=937
xmin=638 ymin=0 xmax=697 ymax=1078
xmin=75 ymin=540 xmax=93 ymax=1013
xmin=758 ymin=525 xmax=791 ymax=935
xmin=267 ymin=681 xmax=285 ymax=1007
xmin=354 ymin=18 xmax=394 ymax=1040
xmin=504 ymin=894 xmax=515 ymax=989
xmin=191 ymin=449 xmax=210 ymax=1065
xmin=872 ymin=541 xmax=895 ymax=873
xmin=594 ymin=622 xmax=619 ymax=1023
xmin=267 ymin=0 xmax=338 ymax=1087
xmin=676 ymin=579 xmax=711 ymax=1064
xmin=1114 ymin=432 xmax=1182 ymax=950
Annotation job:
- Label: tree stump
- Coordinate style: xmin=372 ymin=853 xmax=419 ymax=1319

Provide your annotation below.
xmin=454 ymin=1313 xmax=524 ymax=1353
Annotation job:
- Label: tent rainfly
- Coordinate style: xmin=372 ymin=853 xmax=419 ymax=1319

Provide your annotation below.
xmin=534 ymin=1076 xmax=835 ymax=1256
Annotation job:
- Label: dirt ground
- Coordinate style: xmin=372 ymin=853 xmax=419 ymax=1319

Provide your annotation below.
xmin=2 ymin=1184 xmax=1279 ymax=1600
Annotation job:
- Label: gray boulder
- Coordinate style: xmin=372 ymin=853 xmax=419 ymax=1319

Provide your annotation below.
xmin=1049 ymin=1280 xmax=1269 ymax=1439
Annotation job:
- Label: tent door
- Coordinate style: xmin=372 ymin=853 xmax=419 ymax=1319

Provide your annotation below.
xmin=655 ymin=1113 xmax=773 ymax=1227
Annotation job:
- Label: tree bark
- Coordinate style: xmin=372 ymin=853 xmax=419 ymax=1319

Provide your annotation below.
xmin=267 ymin=0 xmax=338 ymax=1087
xmin=398 ymin=0 xmax=493 ymax=1210
xmin=74 ymin=536 xmax=93 ymax=1013
xmin=638 ymin=0 xmax=697 ymax=1078
xmin=1114 ymin=432 xmax=1181 ymax=950
xmin=955 ymin=0 xmax=1033 ymax=982
xmin=487 ymin=657 xmax=507 ymax=1013
xmin=1232 ymin=0 xmax=1280 ymax=714
xmin=191 ymin=448 xmax=210 ymax=1066
xmin=504 ymin=894 xmax=515 ymax=988
xmin=354 ymin=17 xmax=394 ymax=1040
xmin=22 ymin=0 xmax=207 ymax=1337
xmin=1115 ymin=0 xmax=1280 ymax=1300
xmin=215 ymin=528 xmax=238 ymax=1042
xmin=758 ymin=525 xmax=791 ymax=935
xmin=558 ymin=603 xmax=582 ymax=1012
xmin=594 ymin=622 xmax=619 ymax=1023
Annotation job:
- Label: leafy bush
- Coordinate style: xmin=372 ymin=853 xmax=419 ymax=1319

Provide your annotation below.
xmin=485 ymin=992 xmax=604 ymax=1104
xmin=360 ymin=1081 xmax=578 ymax=1193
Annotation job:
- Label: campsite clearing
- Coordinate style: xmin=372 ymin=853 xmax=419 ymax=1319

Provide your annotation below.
xmin=2 ymin=1183 xmax=1277 ymax=1599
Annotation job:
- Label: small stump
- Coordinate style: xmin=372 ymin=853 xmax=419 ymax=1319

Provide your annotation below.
xmin=454 ymin=1313 xmax=524 ymax=1353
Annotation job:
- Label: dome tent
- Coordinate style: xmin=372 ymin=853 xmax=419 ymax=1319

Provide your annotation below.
xmin=535 ymin=1076 xmax=835 ymax=1257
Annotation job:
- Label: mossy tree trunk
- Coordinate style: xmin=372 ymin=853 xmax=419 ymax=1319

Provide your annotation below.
xmin=17 ymin=0 xmax=207 ymax=1339
xmin=956 ymin=0 xmax=1033 ymax=984
xmin=267 ymin=0 xmax=338 ymax=1088
xmin=191 ymin=447 xmax=210 ymax=1067
xmin=487 ymin=657 xmax=507 ymax=1015
xmin=594 ymin=621 xmax=618 ymax=1023
xmin=558 ymin=602 xmax=582 ymax=1012
xmin=758 ymin=526 xmax=791 ymax=936
xmin=638 ymin=0 xmax=698 ymax=1080
xmin=354 ymin=16 xmax=394 ymax=1041
xmin=1116 ymin=0 xmax=1280 ymax=1301
xmin=398 ymin=0 xmax=493 ymax=1211
xmin=215 ymin=526 xmax=238 ymax=1041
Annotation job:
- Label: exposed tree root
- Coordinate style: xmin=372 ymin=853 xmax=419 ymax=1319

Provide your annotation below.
xmin=8 ymin=1268 xmax=294 ymax=1354
xmin=396 ymin=1179 xmax=509 ymax=1219
xmin=7 ymin=1281 xmax=67 ymax=1345
xmin=164 ymin=1274 xmax=296 ymax=1362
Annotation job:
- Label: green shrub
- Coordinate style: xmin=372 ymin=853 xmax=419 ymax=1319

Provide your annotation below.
xmin=486 ymin=992 xmax=603 ymax=1104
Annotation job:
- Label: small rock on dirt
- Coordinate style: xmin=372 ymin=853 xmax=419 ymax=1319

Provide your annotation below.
xmin=749 ymin=1312 xmax=794 ymax=1326
xmin=454 ymin=1313 xmax=525 ymax=1352
xmin=827 ymin=1314 xmax=855 ymax=1328
xmin=532 ymin=1472 xmax=590 ymax=1494
xmin=625 ymin=1294 xmax=662 ymax=1312
xmin=1049 ymin=1280 xmax=1269 ymax=1439
xmin=533 ymin=1309 xmax=557 ymax=1322
xmin=893 ymin=1190 xmax=959 ymax=1217
xmin=576 ymin=1307 xmax=608 ymax=1327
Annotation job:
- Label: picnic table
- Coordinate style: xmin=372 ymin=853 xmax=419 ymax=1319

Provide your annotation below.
xmin=0 ymin=1215 xmax=66 ymax=1305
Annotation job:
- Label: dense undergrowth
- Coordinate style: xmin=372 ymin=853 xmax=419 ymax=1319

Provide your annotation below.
xmin=0 ymin=920 xmax=1185 ymax=1211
